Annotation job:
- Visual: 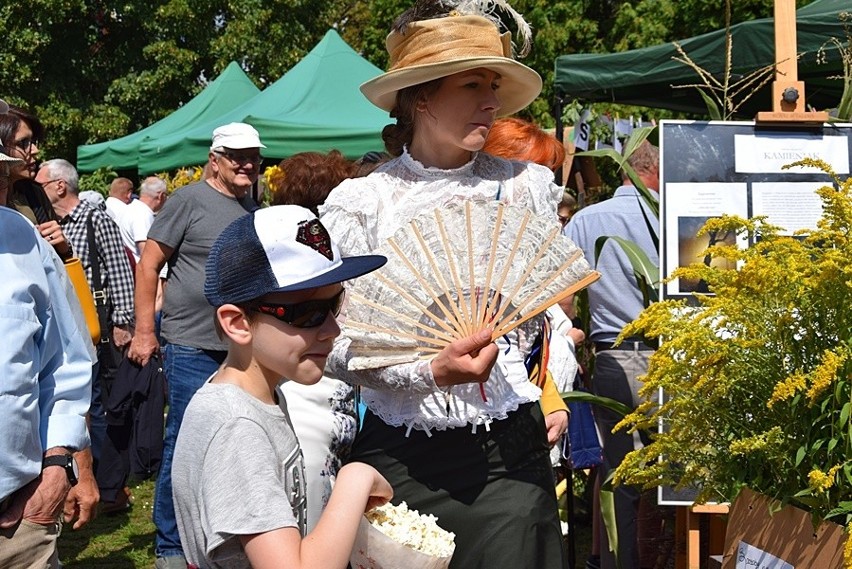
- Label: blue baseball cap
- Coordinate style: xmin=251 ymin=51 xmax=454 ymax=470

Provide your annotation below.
xmin=204 ymin=205 xmax=386 ymax=307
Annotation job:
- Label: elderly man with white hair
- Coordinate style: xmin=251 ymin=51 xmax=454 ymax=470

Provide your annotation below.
xmin=36 ymin=158 xmax=136 ymax=514
xmin=116 ymin=175 xmax=168 ymax=262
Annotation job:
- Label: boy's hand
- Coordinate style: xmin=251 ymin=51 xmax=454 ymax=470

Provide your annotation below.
xmin=365 ymin=470 xmax=393 ymax=512
xmin=340 ymin=463 xmax=393 ymax=512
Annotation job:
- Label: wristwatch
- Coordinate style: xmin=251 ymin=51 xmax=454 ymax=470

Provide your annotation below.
xmin=43 ymin=454 xmax=79 ymax=487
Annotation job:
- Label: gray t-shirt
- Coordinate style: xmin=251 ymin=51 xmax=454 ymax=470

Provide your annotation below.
xmin=147 ymin=181 xmax=256 ymax=350
xmin=173 ymin=382 xmax=307 ymax=569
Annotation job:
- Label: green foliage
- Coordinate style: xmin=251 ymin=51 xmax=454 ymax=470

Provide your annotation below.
xmin=1 ymin=0 xmax=352 ymax=163
xmin=562 ymin=390 xmax=633 ymax=418
xmin=574 ymin=127 xmax=661 ymax=312
xmin=614 ymin=161 xmax=852 ymax=539
xmin=2 ymin=0 xmax=808 ymax=165
xmin=78 ymin=166 xmax=117 ymax=196
xmin=823 ymin=11 xmax=852 ymax=121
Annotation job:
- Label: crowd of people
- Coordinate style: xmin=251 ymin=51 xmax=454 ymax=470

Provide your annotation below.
xmin=0 ymin=1 xmax=666 ymax=568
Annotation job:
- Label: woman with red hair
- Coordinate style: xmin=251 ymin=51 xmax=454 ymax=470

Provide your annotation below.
xmin=482 ymin=117 xmax=566 ymax=173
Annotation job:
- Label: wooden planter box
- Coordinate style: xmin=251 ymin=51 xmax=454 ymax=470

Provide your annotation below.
xmin=722 ymin=488 xmax=845 ymax=568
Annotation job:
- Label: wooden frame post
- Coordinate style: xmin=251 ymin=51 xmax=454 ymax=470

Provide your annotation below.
xmin=755 ymin=0 xmax=829 ymax=123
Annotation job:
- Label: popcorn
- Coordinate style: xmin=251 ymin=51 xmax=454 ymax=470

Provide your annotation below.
xmin=365 ymin=501 xmax=456 ymax=558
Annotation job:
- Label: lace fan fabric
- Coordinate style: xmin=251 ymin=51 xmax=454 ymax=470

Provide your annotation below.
xmin=343 ymin=200 xmax=596 ymax=369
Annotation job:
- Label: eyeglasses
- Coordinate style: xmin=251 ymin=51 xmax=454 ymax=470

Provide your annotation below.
xmin=250 ymin=289 xmax=345 ymax=328
xmin=40 ymin=178 xmax=63 ymax=188
xmin=12 ymin=136 xmax=37 ymax=152
xmin=214 ymin=150 xmax=263 ymax=165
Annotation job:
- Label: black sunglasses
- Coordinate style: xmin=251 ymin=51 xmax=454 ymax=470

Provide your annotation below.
xmin=250 ymin=289 xmax=345 ymax=328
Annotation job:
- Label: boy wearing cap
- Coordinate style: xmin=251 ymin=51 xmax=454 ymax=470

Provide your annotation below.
xmin=127 ymin=122 xmax=264 ymax=568
xmin=171 ymin=205 xmax=391 ymax=569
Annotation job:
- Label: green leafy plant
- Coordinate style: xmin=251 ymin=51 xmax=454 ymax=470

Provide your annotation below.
xmin=77 ymin=166 xmax=118 ymax=197
xmin=613 ymin=159 xmax=852 ymax=564
xmin=818 ymin=11 xmax=852 ymax=120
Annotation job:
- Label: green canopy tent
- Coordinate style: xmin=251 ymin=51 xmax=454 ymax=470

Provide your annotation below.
xmin=76 ymin=61 xmax=260 ymax=172
xmin=553 ymin=0 xmax=848 ymax=118
xmin=136 ymin=30 xmax=389 ymax=174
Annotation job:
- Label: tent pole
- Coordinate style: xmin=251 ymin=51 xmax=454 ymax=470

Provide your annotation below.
xmin=554 ymin=94 xmax=565 ymax=186
xmin=755 ymin=0 xmax=828 ymax=123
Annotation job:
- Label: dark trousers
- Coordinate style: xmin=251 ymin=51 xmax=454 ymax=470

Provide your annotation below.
xmin=593 ymin=348 xmax=654 ymax=569
xmin=94 ymin=337 xmax=130 ymax=503
xmin=349 ymin=403 xmax=565 ymax=569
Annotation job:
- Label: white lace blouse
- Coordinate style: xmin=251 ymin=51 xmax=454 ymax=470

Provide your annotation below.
xmin=319 ymin=149 xmax=562 ymax=433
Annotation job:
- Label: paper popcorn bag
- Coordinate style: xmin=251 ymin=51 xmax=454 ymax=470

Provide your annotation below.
xmin=350 ymin=502 xmax=455 ymax=569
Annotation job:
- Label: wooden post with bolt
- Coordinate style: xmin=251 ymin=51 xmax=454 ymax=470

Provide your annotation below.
xmin=755 ymin=0 xmax=829 ymax=123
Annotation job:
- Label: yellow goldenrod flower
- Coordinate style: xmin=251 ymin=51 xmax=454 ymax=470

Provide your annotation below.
xmin=807 ymin=349 xmax=847 ymax=404
xmin=768 ymin=371 xmax=807 ymax=408
xmin=808 ymin=465 xmax=842 ymax=494
xmin=809 ymin=469 xmax=833 ymax=493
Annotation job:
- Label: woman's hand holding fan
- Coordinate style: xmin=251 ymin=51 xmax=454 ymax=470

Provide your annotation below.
xmin=430 ymin=328 xmax=498 ymax=387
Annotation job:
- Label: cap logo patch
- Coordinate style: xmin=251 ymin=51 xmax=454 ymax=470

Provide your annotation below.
xmin=296 ymin=219 xmax=334 ymax=261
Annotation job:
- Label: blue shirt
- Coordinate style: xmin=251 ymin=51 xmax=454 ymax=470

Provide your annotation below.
xmin=563 ymin=185 xmax=659 ymax=344
xmin=0 ymin=208 xmax=92 ymax=501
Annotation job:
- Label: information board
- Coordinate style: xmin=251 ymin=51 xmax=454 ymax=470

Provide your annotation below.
xmin=657 ymin=120 xmax=852 ymax=505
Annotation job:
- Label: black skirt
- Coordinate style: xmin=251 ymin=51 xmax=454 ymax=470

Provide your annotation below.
xmin=348 ymin=402 xmax=565 ymax=569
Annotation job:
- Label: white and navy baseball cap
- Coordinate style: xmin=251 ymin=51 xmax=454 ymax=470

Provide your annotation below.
xmin=204 ymin=205 xmax=386 ymax=307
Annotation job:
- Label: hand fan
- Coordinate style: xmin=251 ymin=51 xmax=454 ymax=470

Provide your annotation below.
xmin=342 ymin=200 xmax=600 ymax=370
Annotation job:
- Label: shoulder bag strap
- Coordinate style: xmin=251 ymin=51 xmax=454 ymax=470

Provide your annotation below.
xmin=86 ymin=209 xmax=104 ymax=293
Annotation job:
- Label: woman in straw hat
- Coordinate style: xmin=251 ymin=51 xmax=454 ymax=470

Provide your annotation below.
xmin=319 ymin=2 xmax=566 ymax=567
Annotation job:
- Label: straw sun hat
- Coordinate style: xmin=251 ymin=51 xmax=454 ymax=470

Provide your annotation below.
xmin=360 ymin=14 xmax=542 ymax=116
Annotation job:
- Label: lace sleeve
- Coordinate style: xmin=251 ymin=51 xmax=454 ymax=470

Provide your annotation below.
xmin=319 ymin=178 xmax=379 ymax=255
xmin=511 ymin=161 xmax=562 ymax=217
xmin=322 ymin=176 xmax=440 ymax=395
xmin=327 ymin=336 xmax=439 ymax=393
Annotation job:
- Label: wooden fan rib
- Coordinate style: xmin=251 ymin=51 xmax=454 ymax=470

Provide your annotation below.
xmin=476 ymin=202 xmax=505 ymax=330
xmin=488 ymin=223 xmax=565 ymax=327
xmin=490 ymin=209 xmax=531 ymax=295
xmin=344 ymin=320 xmax=451 ymax=349
xmin=465 ymin=201 xmax=478 ymax=331
xmin=387 ymin=237 xmax=466 ymax=340
xmin=409 ymin=220 xmax=468 ymax=338
xmin=371 ymin=272 xmax=459 ymax=338
xmin=493 ymin=248 xmax=583 ymax=331
xmin=493 ymin=268 xmax=601 ymax=339
xmin=435 ymin=208 xmax=473 ymax=337
xmin=349 ymin=291 xmax=456 ymax=343
xmin=487 ymin=208 xmax=532 ymax=328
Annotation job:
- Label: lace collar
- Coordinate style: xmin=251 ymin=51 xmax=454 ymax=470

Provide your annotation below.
xmin=398 ymin=146 xmax=479 ymax=180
